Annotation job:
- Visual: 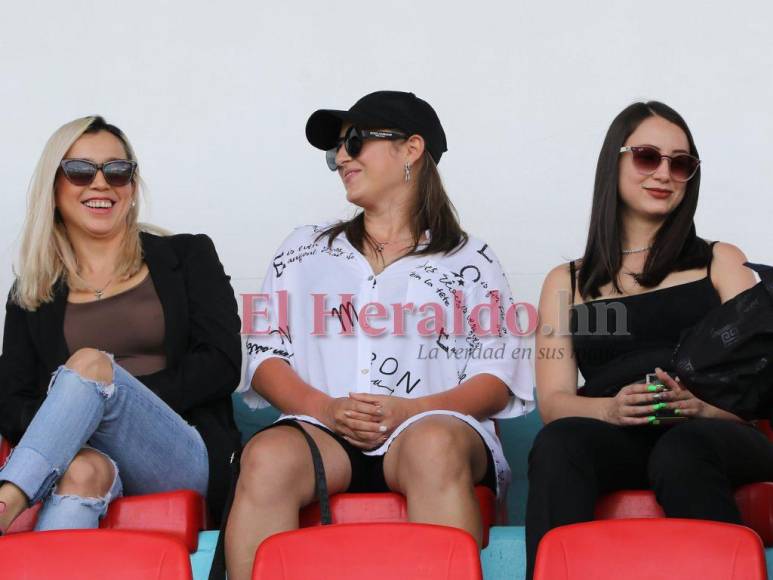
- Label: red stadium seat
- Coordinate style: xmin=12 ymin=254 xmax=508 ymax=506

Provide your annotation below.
xmin=100 ymin=490 xmax=207 ymax=551
xmin=6 ymin=490 xmax=206 ymax=551
xmin=0 ymin=437 xmax=10 ymax=464
xmin=595 ymin=490 xmax=664 ymax=519
xmin=534 ymin=518 xmax=766 ymax=580
xmin=595 ymin=484 xmax=773 ymax=546
xmin=299 ymin=485 xmax=497 ymax=547
xmin=1 ymin=440 xmax=206 ymax=549
xmin=253 ymin=522 xmax=482 ymax=580
xmin=735 ymin=482 xmax=773 ymax=546
xmin=758 ymin=419 xmax=773 ymax=442
xmin=0 ymin=529 xmax=192 ymax=579
xmin=6 ymin=502 xmax=42 ymax=534
xmin=595 ymin=420 xmax=773 ymax=545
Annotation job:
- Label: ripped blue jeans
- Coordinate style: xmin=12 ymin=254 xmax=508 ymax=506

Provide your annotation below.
xmin=0 ymin=360 xmax=209 ymax=530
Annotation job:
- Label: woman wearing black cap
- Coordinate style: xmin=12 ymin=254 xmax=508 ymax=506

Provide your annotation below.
xmin=224 ymin=91 xmax=534 ymax=578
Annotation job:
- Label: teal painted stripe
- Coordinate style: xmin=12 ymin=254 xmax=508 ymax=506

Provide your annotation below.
xmin=191 ymin=531 xmax=219 ymax=580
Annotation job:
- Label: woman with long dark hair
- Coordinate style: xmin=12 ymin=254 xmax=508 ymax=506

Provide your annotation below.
xmin=225 ymin=91 xmax=534 ymax=579
xmin=0 ymin=116 xmax=241 ymax=533
xmin=525 ymin=101 xmax=773 ymax=579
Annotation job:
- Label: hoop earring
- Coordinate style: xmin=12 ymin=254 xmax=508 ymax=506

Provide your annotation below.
xmin=404 ymin=163 xmax=412 ymax=183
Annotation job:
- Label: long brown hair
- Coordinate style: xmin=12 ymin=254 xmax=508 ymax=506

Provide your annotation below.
xmin=316 ymin=151 xmax=468 ymax=256
xmin=577 ymin=101 xmax=711 ymax=299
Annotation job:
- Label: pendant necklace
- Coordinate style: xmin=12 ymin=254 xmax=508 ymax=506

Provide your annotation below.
xmin=87 ymin=278 xmax=114 ymax=300
xmin=371 ymin=235 xmax=416 ymax=253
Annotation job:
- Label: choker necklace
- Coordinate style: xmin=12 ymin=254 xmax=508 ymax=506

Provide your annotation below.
xmin=621 ymin=245 xmax=652 ymax=255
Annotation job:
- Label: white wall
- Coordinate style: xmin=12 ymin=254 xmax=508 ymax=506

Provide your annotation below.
xmin=1 ymin=0 xmax=772 ymax=343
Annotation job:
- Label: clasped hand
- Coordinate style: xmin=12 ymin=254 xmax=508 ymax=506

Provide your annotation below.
xmin=603 ymin=367 xmax=707 ymax=426
xmin=321 ymin=393 xmax=418 ymax=450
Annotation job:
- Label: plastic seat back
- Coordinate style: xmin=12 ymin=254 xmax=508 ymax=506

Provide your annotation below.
xmin=253 ymin=522 xmax=482 ymax=580
xmin=758 ymin=419 xmax=773 ymax=442
xmin=299 ymin=486 xmax=497 ymax=547
xmin=595 ymin=485 xmax=773 ymax=546
xmin=534 ymin=518 xmax=766 ymax=580
xmin=0 ymin=437 xmax=10 ymax=464
xmin=0 ymin=529 xmax=192 ymax=579
xmin=6 ymin=490 xmax=206 ymax=551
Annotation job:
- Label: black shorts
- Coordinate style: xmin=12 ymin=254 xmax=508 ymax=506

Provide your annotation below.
xmin=259 ymin=418 xmax=497 ymax=494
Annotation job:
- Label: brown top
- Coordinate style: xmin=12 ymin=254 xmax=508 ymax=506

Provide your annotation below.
xmin=64 ymin=274 xmax=167 ymax=376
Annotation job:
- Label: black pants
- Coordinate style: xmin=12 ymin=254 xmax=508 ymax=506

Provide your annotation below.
xmin=524 ymin=417 xmax=773 ymax=580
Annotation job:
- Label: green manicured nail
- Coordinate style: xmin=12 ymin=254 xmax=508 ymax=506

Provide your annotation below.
xmin=652 ymin=402 xmax=667 ymax=411
xmin=648 ymin=415 xmax=657 ymax=423
xmin=674 ymin=409 xmax=681 ymax=415
xmin=647 ymin=384 xmax=659 ymax=392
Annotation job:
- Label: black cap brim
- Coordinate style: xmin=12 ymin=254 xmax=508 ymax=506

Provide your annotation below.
xmin=305 ymin=109 xmax=397 ymax=151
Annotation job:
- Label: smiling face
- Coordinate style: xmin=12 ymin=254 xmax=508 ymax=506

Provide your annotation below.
xmin=618 ymin=115 xmax=691 ymax=221
xmin=335 ymin=123 xmax=413 ymax=208
xmin=55 ymin=130 xmax=136 ymax=240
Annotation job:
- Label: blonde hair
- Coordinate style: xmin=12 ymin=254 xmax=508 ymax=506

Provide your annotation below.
xmin=13 ymin=116 xmax=145 ymax=310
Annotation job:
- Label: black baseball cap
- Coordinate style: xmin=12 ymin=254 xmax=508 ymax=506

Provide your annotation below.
xmin=305 ymin=90 xmax=448 ymax=164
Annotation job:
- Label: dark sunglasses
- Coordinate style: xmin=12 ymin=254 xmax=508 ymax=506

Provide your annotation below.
xmin=326 ymin=126 xmax=408 ymax=171
xmin=59 ymin=158 xmax=137 ymax=187
xmin=619 ymin=146 xmax=700 ymax=183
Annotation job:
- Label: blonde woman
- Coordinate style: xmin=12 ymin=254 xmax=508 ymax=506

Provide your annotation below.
xmin=0 ymin=116 xmax=241 ymax=533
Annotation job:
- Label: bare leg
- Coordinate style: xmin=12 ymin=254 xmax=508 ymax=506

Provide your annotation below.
xmin=383 ymin=415 xmax=489 ymax=547
xmin=225 ymin=423 xmax=353 ymax=580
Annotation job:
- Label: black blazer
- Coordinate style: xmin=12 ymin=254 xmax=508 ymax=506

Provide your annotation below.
xmin=0 ymin=232 xmax=242 ymax=525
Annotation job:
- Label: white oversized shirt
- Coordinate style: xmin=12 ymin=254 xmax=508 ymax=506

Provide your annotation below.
xmin=238 ymin=224 xmax=534 ymax=491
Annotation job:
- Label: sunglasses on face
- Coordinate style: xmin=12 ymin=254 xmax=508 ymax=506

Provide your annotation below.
xmin=326 ymin=126 xmax=408 ymax=171
xmin=59 ymin=158 xmax=137 ymax=187
xmin=619 ymin=146 xmax=700 ymax=183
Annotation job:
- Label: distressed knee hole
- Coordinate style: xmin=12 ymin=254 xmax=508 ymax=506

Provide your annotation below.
xmin=64 ymin=348 xmax=115 ymax=386
xmin=58 ymin=450 xmax=118 ymax=498
xmin=54 ymin=349 xmax=116 ymax=398
xmin=49 ymin=493 xmax=108 ymax=509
